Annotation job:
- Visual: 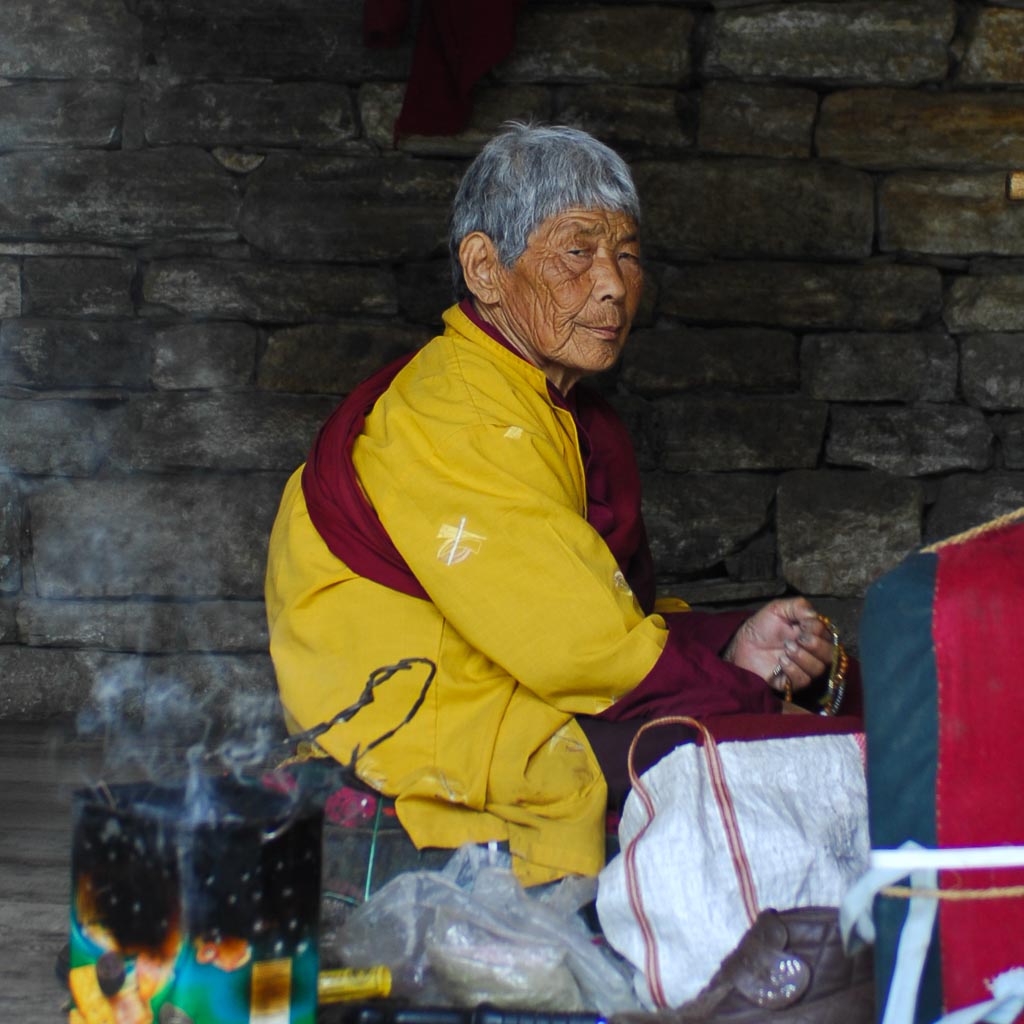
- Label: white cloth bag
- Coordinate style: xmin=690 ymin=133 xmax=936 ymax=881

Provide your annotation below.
xmin=596 ymin=722 xmax=870 ymax=1009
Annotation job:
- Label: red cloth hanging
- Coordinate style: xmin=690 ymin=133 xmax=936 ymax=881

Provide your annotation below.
xmin=932 ymin=518 xmax=1024 ymax=1011
xmin=364 ymin=0 xmax=525 ymax=138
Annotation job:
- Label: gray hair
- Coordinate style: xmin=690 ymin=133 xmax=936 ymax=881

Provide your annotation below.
xmin=449 ymin=123 xmax=641 ymax=299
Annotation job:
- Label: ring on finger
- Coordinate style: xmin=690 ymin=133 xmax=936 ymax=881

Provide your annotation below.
xmin=771 ymin=662 xmax=793 ymax=701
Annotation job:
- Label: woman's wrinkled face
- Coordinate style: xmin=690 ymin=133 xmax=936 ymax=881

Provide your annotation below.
xmin=488 ymin=207 xmax=643 ymax=391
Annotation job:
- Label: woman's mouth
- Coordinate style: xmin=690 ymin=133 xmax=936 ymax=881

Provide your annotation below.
xmin=584 ymin=323 xmax=623 ymax=340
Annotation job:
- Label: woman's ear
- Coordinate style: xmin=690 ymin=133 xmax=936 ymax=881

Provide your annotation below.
xmin=458 ymin=232 xmax=503 ymax=304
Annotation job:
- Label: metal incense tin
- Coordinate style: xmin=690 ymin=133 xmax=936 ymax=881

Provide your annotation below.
xmin=69 ymin=776 xmax=322 ymax=1024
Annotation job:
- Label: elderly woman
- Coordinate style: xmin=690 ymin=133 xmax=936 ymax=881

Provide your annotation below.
xmin=265 ymin=124 xmax=840 ymax=886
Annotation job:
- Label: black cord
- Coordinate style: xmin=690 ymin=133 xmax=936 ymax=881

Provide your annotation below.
xmin=282 ymin=656 xmax=437 ymax=771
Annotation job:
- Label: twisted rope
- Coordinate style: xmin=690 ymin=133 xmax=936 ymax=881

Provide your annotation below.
xmin=922 ymin=506 xmax=1024 ymax=553
xmin=881 ymin=883 xmax=1024 ymax=901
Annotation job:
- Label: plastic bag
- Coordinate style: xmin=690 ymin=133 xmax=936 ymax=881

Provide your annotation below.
xmin=334 ymin=844 xmax=641 ymax=1014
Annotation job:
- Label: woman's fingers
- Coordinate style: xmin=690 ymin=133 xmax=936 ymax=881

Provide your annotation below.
xmin=729 ymin=597 xmax=839 ymax=694
xmin=772 ymin=640 xmax=825 ymax=690
xmin=767 ymin=611 xmax=834 ymax=691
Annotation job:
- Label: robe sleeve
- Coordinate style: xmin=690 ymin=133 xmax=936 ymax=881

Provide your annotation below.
xmin=357 ymin=412 xmax=772 ymax=719
xmin=597 ymin=609 xmax=778 ymax=721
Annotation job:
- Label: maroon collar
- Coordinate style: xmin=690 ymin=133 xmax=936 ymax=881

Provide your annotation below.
xmin=302 ymin=308 xmax=655 ymax=611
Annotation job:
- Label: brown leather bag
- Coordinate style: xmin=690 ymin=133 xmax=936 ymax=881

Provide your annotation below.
xmin=614 ymin=718 xmax=874 ymax=1024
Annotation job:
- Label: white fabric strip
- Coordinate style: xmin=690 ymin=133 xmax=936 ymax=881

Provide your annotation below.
xmin=871 ymin=847 xmax=1024 ymax=872
xmin=840 ymin=842 xmax=1024 ymax=1024
xmin=881 ymin=867 xmax=940 ymax=1024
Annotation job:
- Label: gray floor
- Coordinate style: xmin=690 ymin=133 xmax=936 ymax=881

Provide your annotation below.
xmin=1 ymin=720 xmax=102 ymax=1023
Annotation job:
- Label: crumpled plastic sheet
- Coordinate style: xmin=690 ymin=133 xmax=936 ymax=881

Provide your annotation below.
xmin=334 ymin=843 xmax=642 ymax=1014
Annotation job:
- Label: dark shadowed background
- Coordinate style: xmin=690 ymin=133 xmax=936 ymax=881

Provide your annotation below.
xmin=2 ymin=0 xmax=1023 ymax=732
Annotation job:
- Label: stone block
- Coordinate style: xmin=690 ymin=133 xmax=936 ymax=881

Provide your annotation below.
xmin=0 ymin=81 xmax=123 ymax=147
xmin=925 ymin=472 xmax=1024 ymax=543
xmin=144 ymin=82 xmax=357 ymax=148
xmin=634 ymin=159 xmax=873 ymax=260
xmin=0 ymin=646 xmax=102 ymax=719
xmin=0 ymin=319 xmax=151 ymax=387
xmin=703 ymin=0 xmax=954 ymax=85
xmin=240 ymin=181 xmax=450 ymax=263
xmin=152 ymin=322 xmax=258 ymax=390
xmin=238 ymin=155 xmax=461 ymax=262
xmin=22 ymin=257 xmax=134 ymax=317
xmin=827 ymin=404 xmax=992 ymax=476
xmin=142 ymin=7 xmax=411 ymax=83
xmin=362 ymin=83 xmax=552 ymax=156
xmin=0 ymin=241 xmax=128 ymax=257
xmin=659 ymin=395 xmax=827 ymax=471
xmin=996 ymin=415 xmax=1024 ymax=469
xmin=698 ymin=81 xmax=817 ymax=159
xmin=0 ymin=397 xmax=116 ymax=476
xmin=724 ymin=531 xmax=780 ymax=584
xmin=555 ymin=86 xmax=697 ymax=156
xmin=0 ymin=149 xmax=238 ymax=245
xmin=778 ymin=470 xmax=922 ymax=597
xmin=209 ymin=149 xmax=270 ymax=175
xmin=641 ymin=471 xmax=777 ymax=575
xmin=360 ymin=83 xmax=406 ymax=151
xmin=143 ymin=260 xmax=396 ymax=321
xmin=109 ymin=393 xmax=335 ymax=472
xmin=607 ymin=393 xmax=659 ymax=472
xmin=259 ymin=322 xmax=425 ymax=395
xmin=0 ymin=0 xmax=141 ymax=79
xmin=28 ymin=474 xmax=288 ymax=599
xmin=123 ymin=87 xmax=145 ymax=152
xmin=802 ymin=332 xmax=957 ymax=402
xmin=659 ymin=578 xmax=786 ymax=608
xmin=622 ymin=326 xmax=799 ymax=396
xmin=818 ymin=89 xmax=1024 ymax=170
xmin=0 ymin=599 xmax=16 ymax=643
xmin=498 ymin=6 xmax=694 ymax=85
xmin=658 ymin=261 xmax=942 ymax=330
xmin=945 ymin=274 xmax=1024 ymax=333
xmin=397 ymin=261 xmax=456 ymax=326
xmin=248 ymin=152 xmax=465 ymax=201
xmin=0 ymin=476 xmax=21 ymax=595
xmin=0 ymin=260 xmax=19 ymax=318
xmin=17 ymin=598 xmax=269 ymax=653
xmin=959 ymin=7 xmax=1024 ymax=85
xmin=961 ymin=335 xmax=1024 ymax=410
xmin=880 ymin=173 xmax=1024 ymax=256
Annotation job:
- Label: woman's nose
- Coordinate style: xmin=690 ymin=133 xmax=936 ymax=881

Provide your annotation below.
xmin=592 ymin=251 xmax=627 ymax=302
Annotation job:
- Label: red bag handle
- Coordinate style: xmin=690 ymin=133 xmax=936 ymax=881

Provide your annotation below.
xmin=623 ymin=716 xmax=760 ymax=1008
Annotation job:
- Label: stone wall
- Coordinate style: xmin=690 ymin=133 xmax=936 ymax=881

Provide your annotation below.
xmin=3 ymin=0 xmax=1024 ymax=724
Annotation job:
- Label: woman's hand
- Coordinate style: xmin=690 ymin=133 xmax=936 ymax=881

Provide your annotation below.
xmin=722 ymin=597 xmax=834 ymax=697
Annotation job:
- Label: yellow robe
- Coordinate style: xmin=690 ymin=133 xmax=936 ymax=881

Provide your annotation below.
xmin=265 ymin=303 xmax=673 ymax=884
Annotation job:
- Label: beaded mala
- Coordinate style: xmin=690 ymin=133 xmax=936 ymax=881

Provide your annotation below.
xmin=780 ymin=613 xmax=848 ymax=716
